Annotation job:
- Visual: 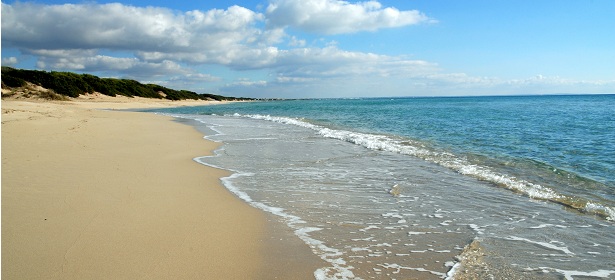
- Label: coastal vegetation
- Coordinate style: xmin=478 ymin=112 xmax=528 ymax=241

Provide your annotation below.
xmin=1 ymin=66 xmax=252 ymax=101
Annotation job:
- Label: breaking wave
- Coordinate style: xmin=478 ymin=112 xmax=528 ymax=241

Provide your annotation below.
xmin=239 ymin=113 xmax=614 ymax=221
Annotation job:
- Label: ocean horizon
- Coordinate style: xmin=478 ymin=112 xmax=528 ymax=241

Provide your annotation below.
xmin=150 ymin=94 xmax=614 ymax=279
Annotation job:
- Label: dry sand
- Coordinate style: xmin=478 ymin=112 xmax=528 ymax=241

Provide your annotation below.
xmin=1 ymin=97 xmax=323 ymax=279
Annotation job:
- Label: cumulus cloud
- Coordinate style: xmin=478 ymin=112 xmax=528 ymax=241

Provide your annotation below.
xmin=266 ymin=0 xmax=432 ymax=34
xmin=3 ymin=1 xmax=606 ymax=97
xmin=1 ymin=2 xmax=263 ymax=52
xmin=1 ymin=2 xmax=274 ymax=70
xmin=0 ymin=1 xmax=434 ymax=79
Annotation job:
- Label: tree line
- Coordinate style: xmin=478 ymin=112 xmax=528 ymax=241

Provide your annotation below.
xmin=1 ymin=66 xmax=253 ymax=101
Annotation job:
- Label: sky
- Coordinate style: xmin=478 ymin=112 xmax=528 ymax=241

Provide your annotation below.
xmin=1 ymin=0 xmax=614 ymax=98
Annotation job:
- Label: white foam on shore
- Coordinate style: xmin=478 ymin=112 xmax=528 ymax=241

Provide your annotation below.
xmin=198 ymin=160 xmax=358 ymax=280
xmin=445 ymin=262 xmax=461 ymax=280
xmin=537 ymin=267 xmax=615 ymax=280
xmin=181 ymin=116 xmax=358 ymax=280
xmin=529 ymin=223 xmax=568 ymax=229
xmin=505 ymin=236 xmax=574 ymax=255
xmin=378 ymin=263 xmax=447 ymax=278
xmin=584 ymin=202 xmax=615 ymax=221
xmin=165 ymin=113 xmax=615 ymax=280
xmin=234 ymin=113 xmax=615 ymax=221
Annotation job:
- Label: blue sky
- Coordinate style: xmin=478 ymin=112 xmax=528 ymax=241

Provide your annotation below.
xmin=2 ymin=0 xmax=614 ymax=98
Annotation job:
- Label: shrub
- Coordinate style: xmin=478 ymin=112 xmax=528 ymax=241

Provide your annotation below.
xmin=0 ymin=66 xmax=252 ymax=101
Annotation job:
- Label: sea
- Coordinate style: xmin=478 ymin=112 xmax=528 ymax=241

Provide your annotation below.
xmin=149 ymin=94 xmax=615 ymax=280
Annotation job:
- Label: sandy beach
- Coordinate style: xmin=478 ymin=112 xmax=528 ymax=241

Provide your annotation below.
xmin=2 ymin=96 xmax=323 ymax=279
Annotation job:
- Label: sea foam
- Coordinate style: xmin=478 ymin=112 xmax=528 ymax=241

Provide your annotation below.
xmin=235 ymin=113 xmax=615 ymax=221
xmin=184 ymin=115 xmax=358 ymax=280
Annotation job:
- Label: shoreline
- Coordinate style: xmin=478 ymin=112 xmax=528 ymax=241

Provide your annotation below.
xmin=172 ymin=114 xmax=328 ymax=280
xmin=1 ymin=98 xmax=323 ymax=279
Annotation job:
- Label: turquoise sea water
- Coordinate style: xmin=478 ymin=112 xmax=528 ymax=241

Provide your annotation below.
xmin=151 ymin=94 xmax=614 ymax=279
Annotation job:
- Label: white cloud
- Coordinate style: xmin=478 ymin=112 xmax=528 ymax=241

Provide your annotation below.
xmin=266 ymin=0 xmax=432 ymax=34
xmin=276 ymin=76 xmax=316 ymax=83
xmin=221 ymin=67 xmax=615 ymax=98
xmin=288 ymin=36 xmax=306 ymax=47
xmin=0 ymin=1 xmax=435 ymax=84
xmin=3 ymin=3 xmax=179 ymax=51
xmin=2 ymin=2 xmax=610 ymax=97
xmin=1 ymin=2 xmax=269 ymax=66
xmin=1 ymin=57 xmax=19 ymax=66
xmin=157 ymin=73 xmax=223 ymax=91
xmin=269 ymin=46 xmax=439 ymax=80
xmin=31 ymin=51 xmax=190 ymax=79
xmin=171 ymin=73 xmax=222 ymax=83
xmin=227 ymin=79 xmax=269 ymax=88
